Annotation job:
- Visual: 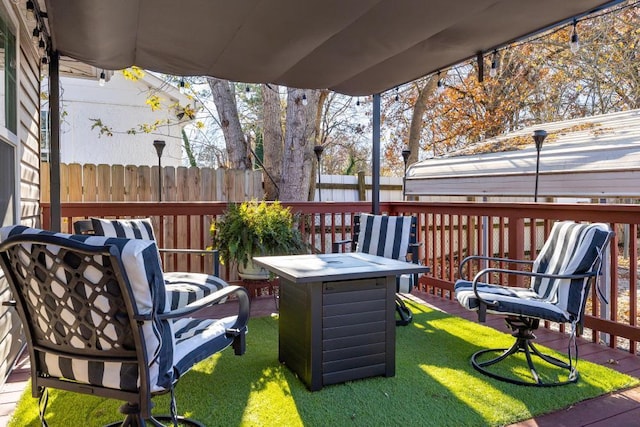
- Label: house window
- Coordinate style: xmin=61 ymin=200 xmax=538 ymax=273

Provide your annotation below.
xmin=0 ymin=11 xmax=16 ymax=134
xmin=40 ymin=110 xmax=50 ymax=162
xmin=0 ymin=140 xmax=14 ymax=226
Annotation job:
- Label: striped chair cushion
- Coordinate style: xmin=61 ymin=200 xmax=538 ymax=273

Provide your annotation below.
xmin=89 ymin=217 xmax=228 ymax=310
xmin=356 ymin=214 xmax=412 ymax=261
xmin=163 ymin=272 xmax=228 ymax=311
xmin=454 ymin=221 xmax=611 ymax=323
xmin=0 ymin=225 xmax=171 ymax=392
xmin=91 ymin=217 xmax=156 ymax=240
xmin=454 ymin=281 xmax=571 ymax=323
xmin=356 ymin=214 xmax=415 ymax=293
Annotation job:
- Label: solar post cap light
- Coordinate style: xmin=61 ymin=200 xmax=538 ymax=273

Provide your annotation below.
xmin=314 ymin=145 xmax=324 ymax=201
xmin=533 ymin=130 xmax=547 ymax=202
xmin=153 ymin=140 xmax=166 ymax=202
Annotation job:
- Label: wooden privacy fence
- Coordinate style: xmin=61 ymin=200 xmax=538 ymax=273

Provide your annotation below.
xmin=40 ymin=162 xmax=264 ymax=202
xmin=41 ymin=163 xmax=405 ymax=203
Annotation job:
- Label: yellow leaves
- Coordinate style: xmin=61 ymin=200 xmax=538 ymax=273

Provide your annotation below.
xmin=195 ymin=121 xmax=205 ymax=129
xmin=146 ymin=95 xmax=162 ymax=111
xmin=121 ymin=66 xmax=145 ymax=81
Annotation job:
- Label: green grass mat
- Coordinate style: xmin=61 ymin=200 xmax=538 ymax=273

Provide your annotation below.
xmin=10 ymin=301 xmax=639 ymax=426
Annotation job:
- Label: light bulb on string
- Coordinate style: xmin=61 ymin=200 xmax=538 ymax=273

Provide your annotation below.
xmin=26 ymin=0 xmax=36 ymax=22
xmin=569 ymin=19 xmax=580 ymax=53
xmin=179 ymin=79 xmax=186 ymax=94
xmin=489 ymin=51 xmax=499 ymax=78
xmin=436 ymin=71 xmax=444 ymax=94
xmin=301 ymin=93 xmax=308 ymax=106
xmin=99 ymin=71 xmax=106 ymax=87
xmin=245 ymin=85 xmax=253 ymax=101
xmin=395 ymin=86 xmax=399 ymax=102
xmin=356 ymin=97 xmax=360 ymax=106
xmin=32 ymin=26 xmax=40 ymax=43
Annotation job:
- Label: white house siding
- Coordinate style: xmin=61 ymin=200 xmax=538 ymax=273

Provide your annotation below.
xmin=0 ymin=0 xmax=42 ymax=385
xmin=52 ymin=72 xmax=190 ymax=167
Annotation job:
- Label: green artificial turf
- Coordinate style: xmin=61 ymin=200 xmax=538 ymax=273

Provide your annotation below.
xmin=10 ymin=301 xmax=639 ymax=426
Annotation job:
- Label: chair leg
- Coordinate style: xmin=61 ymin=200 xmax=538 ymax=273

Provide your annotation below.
xmin=104 ymin=402 xmax=205 ymax=427
xmin=395 ymin=295 xmax=413 ymax=326
xmin=470 ymin=317 xmax=578 ymax=387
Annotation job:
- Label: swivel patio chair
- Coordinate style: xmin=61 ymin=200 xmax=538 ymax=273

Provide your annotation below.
xmin=0 ymin=225 xmax=250 ymax=426
xmin=455 ymin=221 xmax=613 ymax=386
xmin=74 ymin=217 xmax=227 ymax=311
xmin=332 ymin=213 xmax=424 ymax=326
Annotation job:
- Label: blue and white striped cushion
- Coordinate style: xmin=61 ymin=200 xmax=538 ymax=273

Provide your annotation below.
xmin=454 ymin=280 xmax=571 ymax=323
xmin=0 ymin=225 xmax=172 ymax=392
xmin=91 ymin=217 xmax=156 ymax=240
xmin=356 ymin=214 xmax=412 ymax=261
xmin=88 ymin=217 xmax=228 ymax=309
xmin=163 ymin=272 xmax=228 ymax=310
xmin=454 ymin=221 xmax=611 ymax=323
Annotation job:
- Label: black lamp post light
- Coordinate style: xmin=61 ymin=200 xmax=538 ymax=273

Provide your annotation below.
xmin=532 ymin=130 xmax=547 ymax=202
xmin=153 ymin=139 xmax=166 ymax=202
xmin=313 ymin=145 xmax=324 ymax=201
xmin=401 ymin=148 xmax=411 ymax=200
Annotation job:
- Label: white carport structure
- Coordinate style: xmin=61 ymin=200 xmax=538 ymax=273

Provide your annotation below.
xmin=404 ymin=109 xmax=640 ymax=200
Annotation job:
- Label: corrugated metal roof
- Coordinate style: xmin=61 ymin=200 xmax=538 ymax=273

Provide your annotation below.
xmin=405 ymin=109 xmax=640 ymax=197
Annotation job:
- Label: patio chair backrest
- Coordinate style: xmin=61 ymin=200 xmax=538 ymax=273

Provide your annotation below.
xmin=0 ymin=225 xmax=173 ymax=396
xmin=354 ymin=213 xmax=415 ymax=262
xmin=530 ymin=221 xmax=612 ymax=320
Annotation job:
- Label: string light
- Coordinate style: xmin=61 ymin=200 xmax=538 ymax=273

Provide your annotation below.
xmin=32 ymin=26 xmax=40 ymax=43
xmin=301 ymin=93 xmax=308 ymax=106
xmin=436 ymin=71 xmax=444 ymax=94
xmin=489 ymin=50 xmax=499 ymax=78
xmin=99 ymin=70 xmax=106 ymax=87
xmin=26 ymin=0 xmax=36 ymax=22
xmin=395 ymin=86 xmax=399 ymax=102
xmin=179 ymin=79 xmax=186 ymax=94
xmin=569 ymin=19 xmax=580 ymax=53
xmin=356 ymin=97 xmax=360 ymax=106
xmin=245 ymin=85 xmax=253 ymax=101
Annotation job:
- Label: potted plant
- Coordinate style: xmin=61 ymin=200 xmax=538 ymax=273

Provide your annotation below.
xmin=210 ymin=200 xmax=307 ymax=279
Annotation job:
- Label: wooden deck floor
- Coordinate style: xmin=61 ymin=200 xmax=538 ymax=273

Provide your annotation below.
xmin=1 ymin=290 xmax=639 ymax=426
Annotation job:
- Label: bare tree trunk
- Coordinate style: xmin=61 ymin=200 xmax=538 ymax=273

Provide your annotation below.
xmin=262 ymin=84 xmax=283 ymax=200
xmin=207 ymin=77 xmax=251 ymax=169
xmin=407 ymin=76 xmax=437 ymax=165
xmin=279 ymin=88 xmax=320 ymax=201
xmin=308 ymin=90 xmax=329 ymax=201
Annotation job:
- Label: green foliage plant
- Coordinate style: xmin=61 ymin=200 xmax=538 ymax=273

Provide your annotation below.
xmin=210 ymin=200 xmax=307 ymax=268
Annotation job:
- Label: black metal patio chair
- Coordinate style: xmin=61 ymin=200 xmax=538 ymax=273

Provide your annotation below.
xmin=0 ymin=225 xmax=250 ymax=426
xmin=332 ymin=213 xmax=424 ymax=326
xmin=455 ymin=221 xmax=613 ymax=386
xmin=75 ymin=217 xmax=227 ymax=311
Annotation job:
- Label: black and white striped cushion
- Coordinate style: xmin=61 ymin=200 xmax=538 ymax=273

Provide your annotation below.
xmin=356 ymin=214 xmax=412 ymax=261
xmin=356 ymin=214 xmax=414 ymax=293
xmin=454 ymin=221 xmax=611 ymax=322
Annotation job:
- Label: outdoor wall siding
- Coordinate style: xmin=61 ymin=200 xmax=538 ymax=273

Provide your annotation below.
xmin=0 ymin=16 xmax=43 ymax=385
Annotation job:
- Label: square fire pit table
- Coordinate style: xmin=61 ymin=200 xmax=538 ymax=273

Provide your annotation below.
xmin=252 ymin=252 xmax=430 ymax=391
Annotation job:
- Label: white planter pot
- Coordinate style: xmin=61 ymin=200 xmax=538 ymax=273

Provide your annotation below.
xmin=238 ymin=259 xmax=270 ymax=280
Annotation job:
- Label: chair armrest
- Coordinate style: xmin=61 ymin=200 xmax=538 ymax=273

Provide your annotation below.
xmin=159 ymin=248 xmax=220 ymax=277
xmin=157 ymin=285 xmax=250 ymax=331
xmin=332 ymin=239 xmax=353 ymax=253
xmin=458 ymin=255 xmax=534 ymax=280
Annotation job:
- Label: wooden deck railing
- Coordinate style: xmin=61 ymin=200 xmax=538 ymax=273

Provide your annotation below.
xmin=42 ymin=201 xmax=640 ymax=355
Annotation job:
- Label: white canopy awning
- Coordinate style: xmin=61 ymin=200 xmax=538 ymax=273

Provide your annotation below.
xmin=42 ymin=0 xmax=623 ymax=96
